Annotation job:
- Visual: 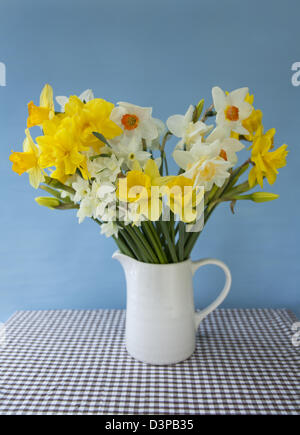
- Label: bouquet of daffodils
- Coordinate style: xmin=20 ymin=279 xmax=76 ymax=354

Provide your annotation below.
xmin=10 ymin=85 xmax=288 ymax=263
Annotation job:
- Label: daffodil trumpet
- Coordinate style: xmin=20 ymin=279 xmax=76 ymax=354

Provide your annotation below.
xmin=10 ymin=84 xmax=288 ymax=263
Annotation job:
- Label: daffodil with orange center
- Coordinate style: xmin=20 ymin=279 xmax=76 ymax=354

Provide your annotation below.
xmin=110 ymin=102 xmax=159 ymax=144
xmin=212 ymin=86 xmax=253 ymax=135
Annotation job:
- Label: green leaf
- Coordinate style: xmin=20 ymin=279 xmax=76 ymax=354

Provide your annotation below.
xmin=193 ymin=99 xmax=204 ymax=122
xmin=44 ymin=176 xmax=75 ymax=194
xmin=90 ymin=153 xmax=111 ymax=161
xmin=92 ymin=131 xmax=111 ymax=147
xmin=40 ymin=185 xmax=62 ymax=199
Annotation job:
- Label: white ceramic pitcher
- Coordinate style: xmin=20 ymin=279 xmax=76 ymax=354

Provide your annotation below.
xmin=113 ymin=251 xmax=232 ymax=365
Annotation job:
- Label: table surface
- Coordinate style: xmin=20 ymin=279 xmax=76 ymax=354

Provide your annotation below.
xmin=0 ymin=308 xmax=299 ymax=415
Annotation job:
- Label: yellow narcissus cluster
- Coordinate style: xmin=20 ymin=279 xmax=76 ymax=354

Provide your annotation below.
xmin=10 ymin=84 xmax=122 ymax=186
xmin=248 ymin=127 xmax=288 ymax=188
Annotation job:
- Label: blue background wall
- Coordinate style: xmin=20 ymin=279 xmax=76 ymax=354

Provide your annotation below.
xmin=0 ymin=0 xmax=299 ymax=321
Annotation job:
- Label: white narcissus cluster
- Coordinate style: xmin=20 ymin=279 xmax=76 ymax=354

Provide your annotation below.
xmin=167 ymin=105 xmax=213 ymax=150
xmin=72 ymin=155 xmax=123 ymax=237
xmin=173 ymin=140 xmax=232 ymax=191
xmin=170 ymin=87 xmax=247 ymax=191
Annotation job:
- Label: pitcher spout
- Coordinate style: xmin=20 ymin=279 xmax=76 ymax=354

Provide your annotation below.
xmin=112 ymin=250 xmax=135 ymax=269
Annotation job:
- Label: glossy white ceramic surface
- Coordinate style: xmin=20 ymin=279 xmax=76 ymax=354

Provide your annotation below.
xmin=113 ymin=252 xmax=231 ymax=365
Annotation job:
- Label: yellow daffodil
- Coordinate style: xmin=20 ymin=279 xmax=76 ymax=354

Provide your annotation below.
xmin=163 ymin=175 xmax=203 ymax=223
xmin=248 ymin=128 xmax=288 ymax=188
xmin=10 ymin=129 xmax=45 ymax=188
xmin=250 ymin=126 xmax=276 ymax=152
xmin=65 ymin=96 xmax=123 ymax=153
xmin=117 ymin=159 xmax=162 ymax=220
xmin=37 ymin=117 xmax=89 ymax=182
xmin=27 ymin=84 xmax=55 ymax=128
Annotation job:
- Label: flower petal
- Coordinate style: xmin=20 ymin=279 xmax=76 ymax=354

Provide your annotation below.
xmin=212 ymin=87 xmax=226 ymax=111
xmin=56 ymin=96 xmax=69 ymax=111
xmin=173 ymin=150 xmax=194 ymax=170
xmin=184 ymin=105 xmax=195 ymax=123
xmin=166 ymin=114 xmax=185 ymax=137
xmin=239 ymin=101 xmax=253 ymax=120
xmin=79 ymin=89 xmax=94 ymax=102
xmin=230 ymin=87 xmax=249 ymax=106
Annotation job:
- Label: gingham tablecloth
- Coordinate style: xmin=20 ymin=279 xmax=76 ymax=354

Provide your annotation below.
xmin=0 ymin=308 xmax=299 ymax=415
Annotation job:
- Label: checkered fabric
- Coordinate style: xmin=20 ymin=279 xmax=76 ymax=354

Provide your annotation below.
xmin=0 ymin=309 xmax=299 ymax=415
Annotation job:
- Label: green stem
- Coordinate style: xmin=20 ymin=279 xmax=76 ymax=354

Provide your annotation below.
xmin=113 ymin=233 xmax=135 ymax=258
xmin=159 ymin=220 xmax=178 ymax=263
xmin=163 ymin=151 xmax=169 ymax=176
xmin=142 ymin=221 xmax=168 ymax=264
xmin=170 ymin=212 xmax=175 ymax=244
xmin=178 ymin=221 xmax=185 ymax=261
xmin=128 ymin=224 xmax=159 ymax=263
xmin=120 ymin=227 xmax=147 ymax=262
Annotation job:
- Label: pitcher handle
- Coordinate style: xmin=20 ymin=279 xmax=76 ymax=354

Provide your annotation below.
xmin=192 ymin=258 xmax=232 ymax=330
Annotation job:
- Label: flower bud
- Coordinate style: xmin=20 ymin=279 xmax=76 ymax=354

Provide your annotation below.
xmin=250 ymin=192 xmax=279 ymax=202
xmin=233 ymin=192 xmax=279 ymax=202
xmin=35 ymin=197 xmax=61 ymax=209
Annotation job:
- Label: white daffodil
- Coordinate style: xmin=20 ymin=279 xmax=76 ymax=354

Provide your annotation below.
xmin=146 ymin=118 xmax=166 ymax=150
xmin=206 ymin=126 xmax=244 ymax=166
xmin=56 ymin=89 xmax=94 ymax=112
xmin=72 ymin=176 xmax=91 ymax=203
xmin=96 ymin=182 xmax=116 ymax=200
xmin=87 ymin=153 xmax=123 ymax=182
xmin=77 ymin=195 xmax=98 ymax=224
xmin=212 ymin=86 xmax=253 ymax=135
xmin=100 ymin=222 xmax=119 ymax=238
xmin=109 ymin=136 xmax=151 ymax=170
xmin=186 ymin=157 xmax=231 ymax=191
xmin=95 ymin=182 xmax=118 ymax=221
xmin=76 ymin=180 xmax=100 ymax=223
xmin=110 ymin=102 xmax=159 ymax=143
xmin=173 ymin=140 xmax=232 ymax=191
xmin=166 ymin=105 xmax=213 ymax=150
